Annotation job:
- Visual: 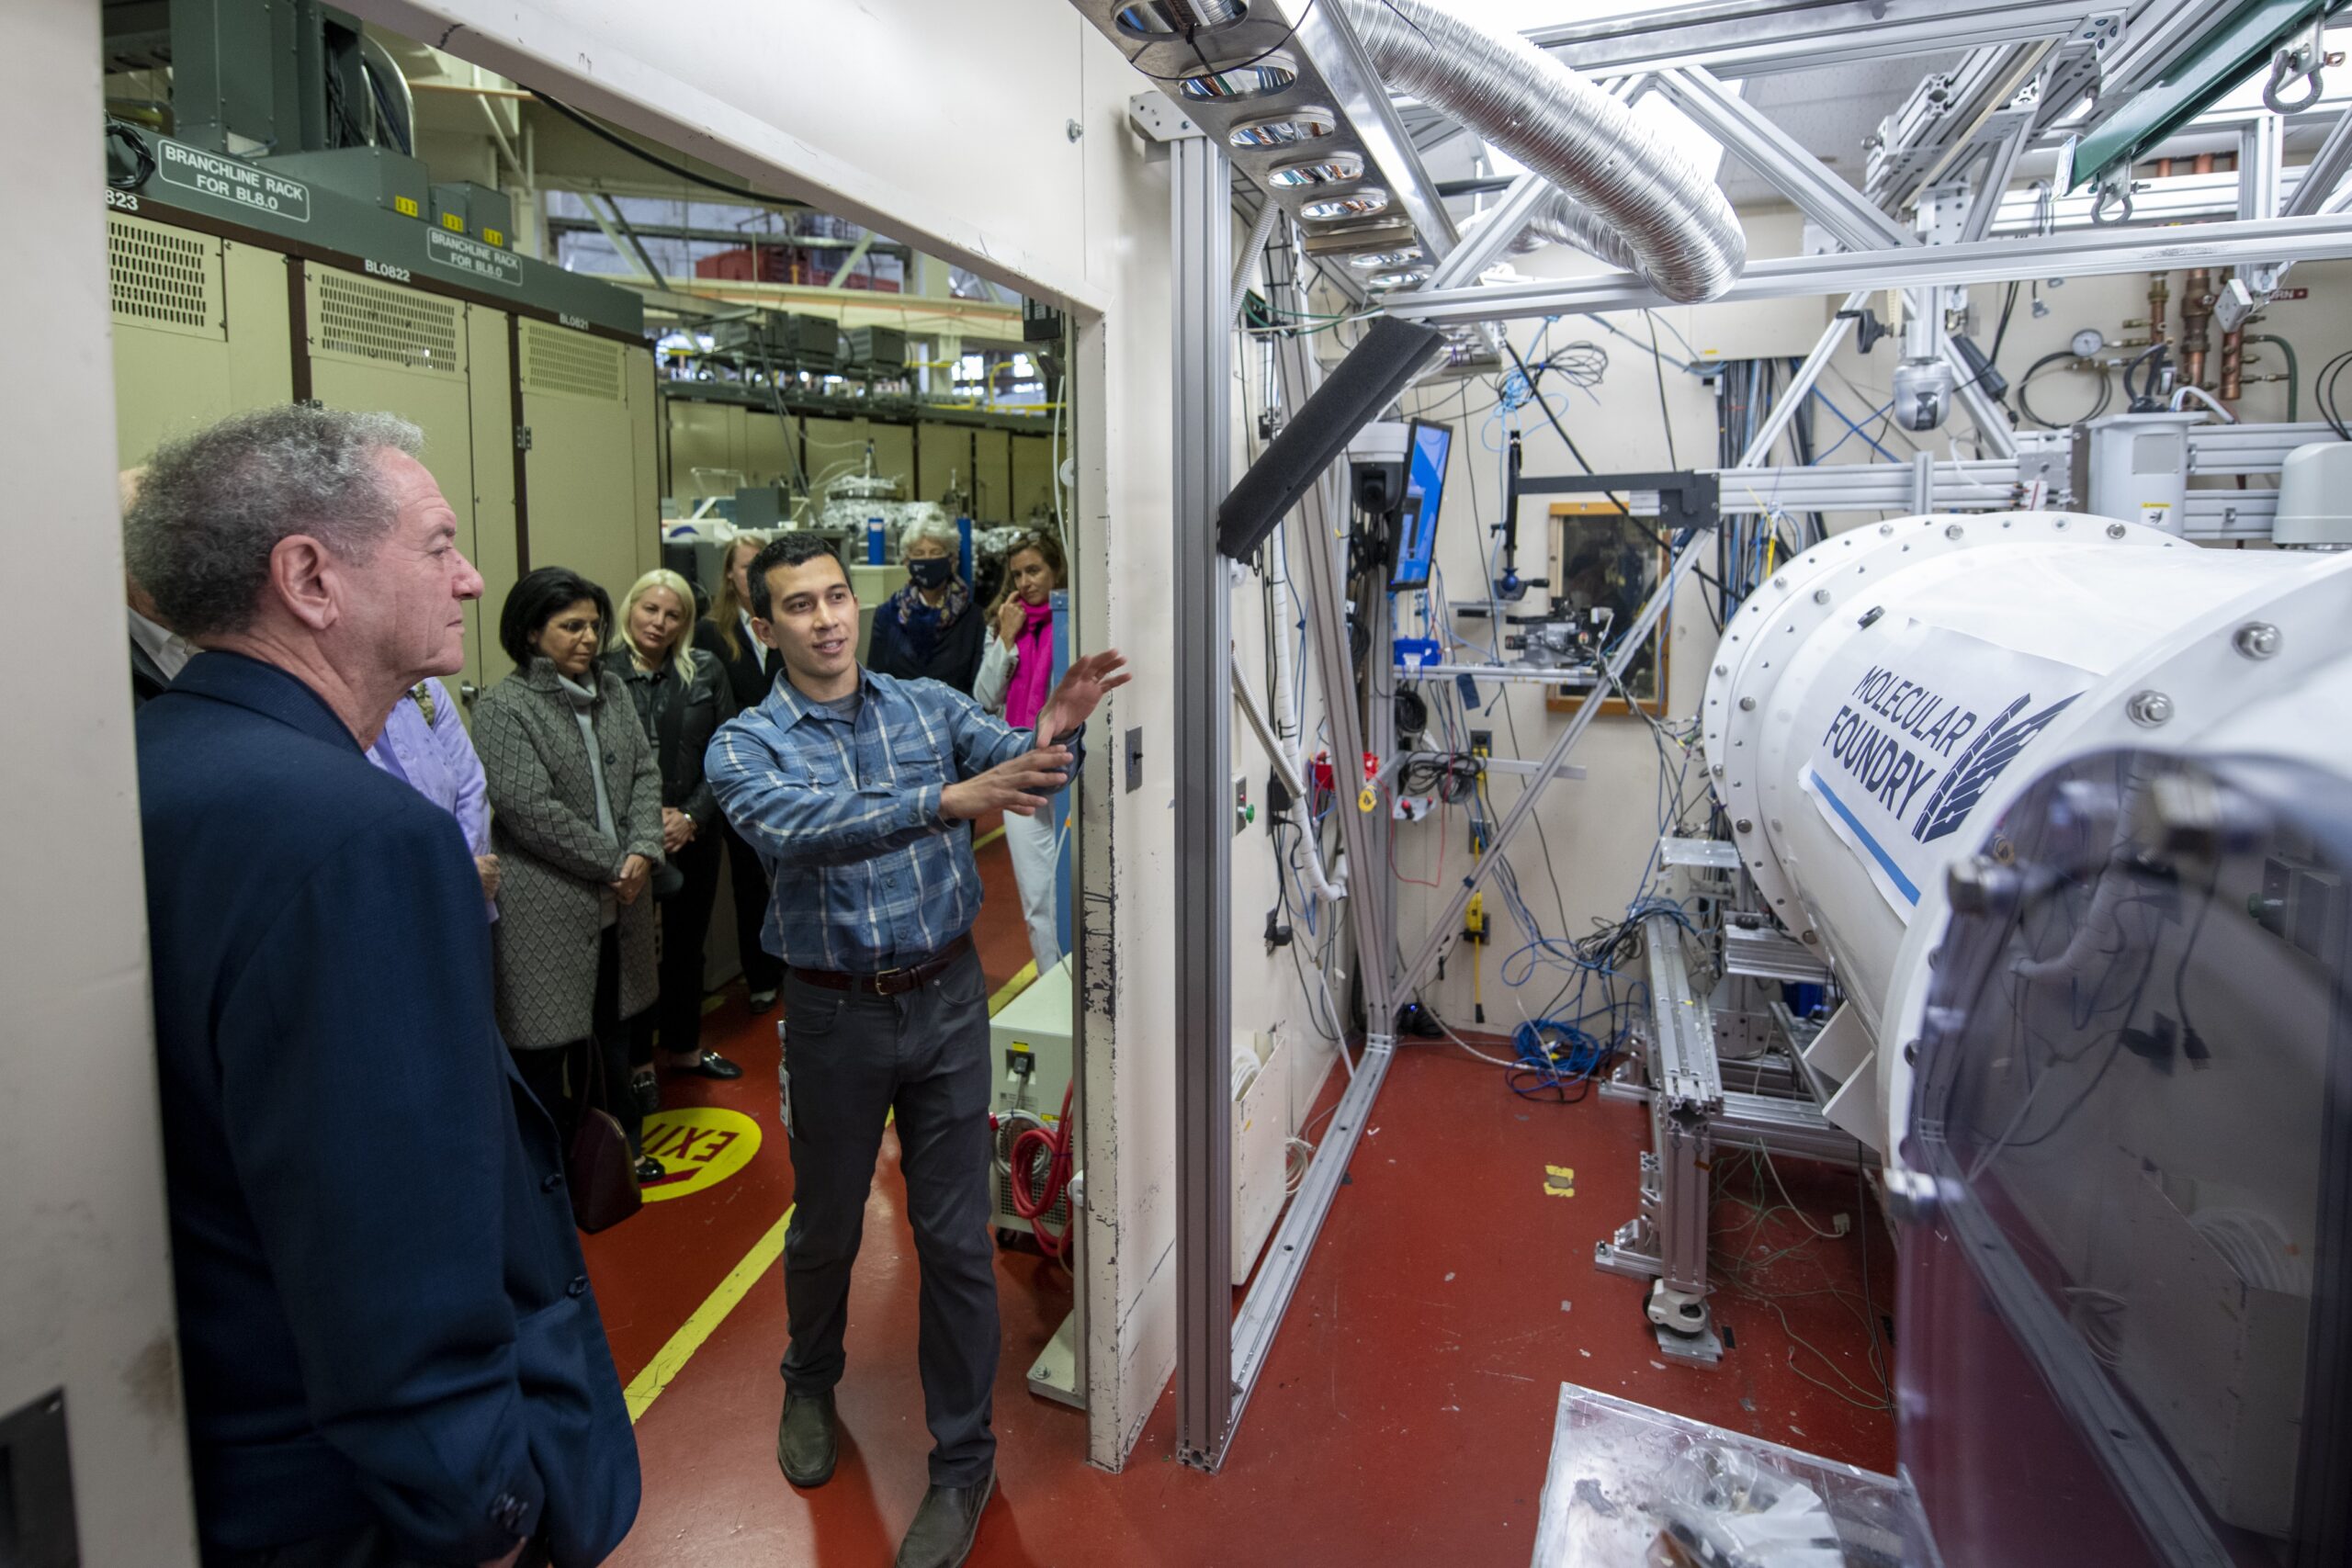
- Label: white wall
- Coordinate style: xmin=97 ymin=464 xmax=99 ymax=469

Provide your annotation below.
xmin=1373 ymin=217 xmax=1819 ymax=1035
xmin=1 ymin=6 xmax=198 ymax=1562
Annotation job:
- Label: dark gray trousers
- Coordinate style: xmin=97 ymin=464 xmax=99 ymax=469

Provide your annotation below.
xmin=777 ymin=945 xmax=998 ymax=1485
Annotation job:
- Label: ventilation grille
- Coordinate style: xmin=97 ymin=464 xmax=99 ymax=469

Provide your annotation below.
xmin=108 ymin=217 xmax=217 ymax=333
xmin=315 ymin=270 xmax=461 ymax=373
xmin=522 ymin=321 xmax=627 ymax=401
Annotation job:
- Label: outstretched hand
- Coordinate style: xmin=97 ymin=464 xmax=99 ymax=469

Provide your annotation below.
xmin=1037 ymin=649 xmax=1129 ymax=741
xmin=942 ymin=747 xmax=1074 ymax=821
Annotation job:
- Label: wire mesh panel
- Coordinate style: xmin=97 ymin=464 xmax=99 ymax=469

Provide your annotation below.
xmin=313 ymin=269 xmax=461 ymax=374
xmin=520 ymin=320 xmax=626 ymax=402
xmin=107 ymin=214 xmax=220 ymax=338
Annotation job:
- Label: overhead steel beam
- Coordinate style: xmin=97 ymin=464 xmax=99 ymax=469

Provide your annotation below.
xmin=1525 ymin=0 xmax=2097 ymax=79
xmin=586 ymin=192 xmax=664 ymax=285
xmin=820 ymin=230 xmax=878 ymax=290
xmin=1387 ymin=209 xmax=2352 ymax=321
xmin=1653 ymin=66 xmax=1914 ymax=252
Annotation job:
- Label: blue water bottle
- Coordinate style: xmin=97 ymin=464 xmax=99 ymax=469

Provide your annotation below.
xmin=865 ymin=516 xmax=886 ymax=564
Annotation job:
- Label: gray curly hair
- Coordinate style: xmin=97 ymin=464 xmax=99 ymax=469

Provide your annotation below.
xmin=124 ymin=404 xmax=424 ymax=638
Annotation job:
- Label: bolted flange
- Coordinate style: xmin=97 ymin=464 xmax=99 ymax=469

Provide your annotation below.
xmin=2233 ymin=622 xmax=2281 ymax=660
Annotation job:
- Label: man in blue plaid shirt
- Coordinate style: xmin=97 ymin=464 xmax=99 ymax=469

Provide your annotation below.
xmin=707 ymin=532 xmax=1123 ymax=1568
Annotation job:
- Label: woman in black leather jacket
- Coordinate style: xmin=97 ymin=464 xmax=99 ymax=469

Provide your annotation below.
xmin=604 ymin=568 xmax=742 ymax=1115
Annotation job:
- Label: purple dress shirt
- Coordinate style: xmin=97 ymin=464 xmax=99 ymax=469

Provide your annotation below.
xmin=367 ymin=679 xmax=495 ymax=917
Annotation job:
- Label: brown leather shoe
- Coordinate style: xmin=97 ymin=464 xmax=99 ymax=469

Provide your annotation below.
xmin=776 ymin=1389 xmax=836 ymax=1487
xmin=893 ymin=1467 xmax=993 ymax=1568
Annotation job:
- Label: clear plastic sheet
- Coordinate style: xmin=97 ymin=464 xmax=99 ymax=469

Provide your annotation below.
xmin=1529 ymin=1383 xmax=1928 ymax=1568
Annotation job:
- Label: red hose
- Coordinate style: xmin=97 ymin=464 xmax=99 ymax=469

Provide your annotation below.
xmin=1008 ymin=1080 xmax=1074 ymax=1258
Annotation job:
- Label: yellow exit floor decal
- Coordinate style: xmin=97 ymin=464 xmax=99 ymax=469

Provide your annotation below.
xmin=639 ymin=1107 xmax=761 ymax=1201
xmin=1544 ymin=1164 xmax=1576 ymax=1198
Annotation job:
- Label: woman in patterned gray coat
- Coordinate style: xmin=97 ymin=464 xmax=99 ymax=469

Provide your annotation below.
xmin=476 ymin=566 xmax=666 ymax=1184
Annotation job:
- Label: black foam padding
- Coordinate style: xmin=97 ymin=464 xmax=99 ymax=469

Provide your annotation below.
xmin=1216 ymin=315 xmax=1444 ymax=560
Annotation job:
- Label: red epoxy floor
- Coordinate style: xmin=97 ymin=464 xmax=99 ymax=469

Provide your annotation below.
xmin=588 ymin=832 xmax=1894 ymax=1565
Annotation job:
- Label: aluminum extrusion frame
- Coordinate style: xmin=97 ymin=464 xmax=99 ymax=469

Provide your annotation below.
xmin=1387 ymin=210 xmax=2352 ymax=321
xmin=1171 ymin=130 xmax=1238 ymax=1474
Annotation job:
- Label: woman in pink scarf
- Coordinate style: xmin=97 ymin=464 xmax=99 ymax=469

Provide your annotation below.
xmin=975 ymin=531 xmax=1069 ymax=974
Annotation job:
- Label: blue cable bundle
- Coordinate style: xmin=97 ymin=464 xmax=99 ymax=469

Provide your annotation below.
xmin=1508 ymin=1013 xmax=1623 ymax=1102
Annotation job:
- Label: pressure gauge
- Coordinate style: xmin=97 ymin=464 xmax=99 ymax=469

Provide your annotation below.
xmin=2071 ymin=327 xmax=2106 ymax=359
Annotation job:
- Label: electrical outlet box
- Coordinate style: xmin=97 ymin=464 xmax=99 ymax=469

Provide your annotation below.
xmin=1124 ymin=727 xmax=1144 ymax=793
xmin=1233 ymin=772 xmax=1253 ymax=835
xmin=0 ymin=1388 xmax=77 ymax=1567
xmin=1469 ymin=728 xmax=1492 ymax=753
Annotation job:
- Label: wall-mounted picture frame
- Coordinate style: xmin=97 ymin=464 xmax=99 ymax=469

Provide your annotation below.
xmin=1544 ymin=502 xmax=1670 ymax=717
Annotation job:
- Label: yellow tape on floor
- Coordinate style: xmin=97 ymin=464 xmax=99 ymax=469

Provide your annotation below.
xmin=988 ymin=960 xmax=1037 ymax=1015
xmin=625 ymin=1204 xmax=792 ymax=1423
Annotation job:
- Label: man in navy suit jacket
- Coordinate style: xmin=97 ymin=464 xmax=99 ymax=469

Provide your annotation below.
xmin=127 ymin=406 xmax=639 ymax=1567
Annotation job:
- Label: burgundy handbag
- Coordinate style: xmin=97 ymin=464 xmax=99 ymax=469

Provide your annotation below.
xmin=567 ymin=1043 xmax=643 ymax=1233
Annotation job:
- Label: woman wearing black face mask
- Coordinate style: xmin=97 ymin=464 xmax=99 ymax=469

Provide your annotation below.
xmin=865 ymin=510 xmax=984 ymax=694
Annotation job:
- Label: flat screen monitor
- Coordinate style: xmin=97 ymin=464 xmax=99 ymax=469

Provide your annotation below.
xmin=1390 ymin=418 xmax=1453 ymax=592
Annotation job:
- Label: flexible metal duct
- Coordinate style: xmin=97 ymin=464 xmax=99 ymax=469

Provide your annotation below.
xmin=1339 ymin=0 xmax=1744 ymax=302
xmin=1471 ymin=196 xmax=1646 ymax=276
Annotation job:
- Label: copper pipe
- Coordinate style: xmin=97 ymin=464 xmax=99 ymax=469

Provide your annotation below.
xmin=2220 ymin=265 xmax=2245 ymax=402
xmin=2182 ymin=267 xmax=2212 ymax=390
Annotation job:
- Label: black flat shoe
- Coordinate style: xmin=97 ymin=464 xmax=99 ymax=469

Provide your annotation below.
xmin=634 ymin=1156 xmax=663 ymax=1185
xmin=777 ymin=1389 xmax=838 ymax=1488
xmin=670 ymin=1050 xmax=743 ymax=1080
xmin=894 ymin=1468 xmax=993 ymax=1568
xmin=747 ymin=988 xmax=778 ymax=1016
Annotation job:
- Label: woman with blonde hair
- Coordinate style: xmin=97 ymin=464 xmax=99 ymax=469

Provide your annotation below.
xmin=973 ymin=529 xmax=1070 ymax=973
xmin=693 ymin=533 xmax=785 ymax=1012
xmin=605 ymin=567 xmax=741 ymax=1114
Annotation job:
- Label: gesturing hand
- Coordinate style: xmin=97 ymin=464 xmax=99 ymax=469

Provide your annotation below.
xmin=1037 ymin=649 xmax=1130 ymax=739
xmin=941 ymin=747 xmax=1073 ymax=821
xmin=996 ymin=599 xmax=1024 ymax=647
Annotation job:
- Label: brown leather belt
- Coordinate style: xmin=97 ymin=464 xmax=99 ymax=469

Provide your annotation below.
xmin=788 ymin=932 xmax=972 ymax=997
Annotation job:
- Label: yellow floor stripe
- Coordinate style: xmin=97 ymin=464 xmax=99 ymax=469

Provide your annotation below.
xmin=626 ymin=953 xmax=1041 ymax=1425
xmin=989 ymin=960 xmax=1038 ymax=1015
xmin=972 ymin=824 xmax=1007 ymax=852
xmin=625 ymin=1203 xmax=793 ymax=1423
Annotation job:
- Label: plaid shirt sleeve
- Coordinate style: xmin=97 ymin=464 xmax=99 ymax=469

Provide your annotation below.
xmin=707 ymin=711 xmax=950 ymax=870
